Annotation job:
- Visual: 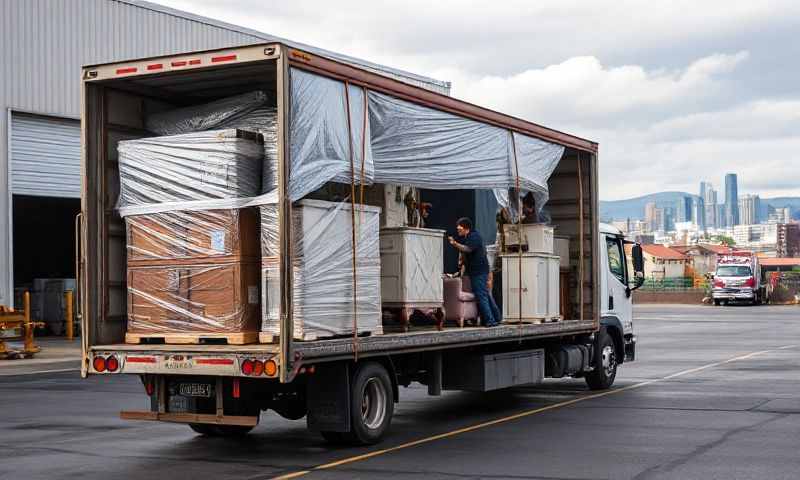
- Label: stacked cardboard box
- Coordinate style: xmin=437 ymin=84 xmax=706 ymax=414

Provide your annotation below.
xmin=119 ymin=130 xmax=263 ymax=342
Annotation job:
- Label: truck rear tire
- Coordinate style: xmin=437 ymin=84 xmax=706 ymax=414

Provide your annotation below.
xmin=585 ymin=329 xmax=617 ymax=390
xmin=347 ymin=361 xmax=394 ymax=445
xmin=189 ymin=424 xmax=254 ymax=436
xmin=713 ymin=299 xmax=721 ymax=306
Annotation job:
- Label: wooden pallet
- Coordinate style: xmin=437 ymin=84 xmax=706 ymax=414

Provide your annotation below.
xmin=125 ymin=331 xmax=259 ymax=345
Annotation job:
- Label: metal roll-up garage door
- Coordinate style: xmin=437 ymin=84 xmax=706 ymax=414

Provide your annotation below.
xmin=10 ymin=113 xmax=81 ymax=198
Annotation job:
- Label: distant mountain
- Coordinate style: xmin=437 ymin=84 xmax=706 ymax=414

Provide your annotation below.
xmin=600 ymin=192 xmax=697 ymax=221
xmin=600 ymin=192 xmax=800 ymax=221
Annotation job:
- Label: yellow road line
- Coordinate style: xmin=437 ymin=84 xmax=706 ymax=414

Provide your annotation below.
xmin=271 ymin=344 xmax=798 ymax=480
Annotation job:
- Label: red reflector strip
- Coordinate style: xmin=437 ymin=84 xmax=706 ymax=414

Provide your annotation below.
xmin=147 ymin=63 xmax=163 ymax=71
xmin=211 ymin=54 xmax=237 ymax=63
xmin=232 ymin=378 xmax=240 ymax=399
xmin=189 ymin=59 xmax=201 ymax=65
xmin=126 ymin=356 xmax=156 ymax=364
xmin=116 ymin=67 xmax=137 ymax=75
xmin=196 ymin=358 xmax=234 ymax=365
xmin=171 ymin=60 xmax=187 ymax=67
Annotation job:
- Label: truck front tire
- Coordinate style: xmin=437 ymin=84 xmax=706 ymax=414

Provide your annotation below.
xmin=585 ymin=329 xmax=617 ymax=390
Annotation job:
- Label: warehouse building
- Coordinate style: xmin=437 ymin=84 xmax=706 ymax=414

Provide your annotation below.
xmin=0 ymin=0 xmax=450 ymax=310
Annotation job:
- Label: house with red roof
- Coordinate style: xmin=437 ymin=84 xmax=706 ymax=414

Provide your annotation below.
xmin=671 ymin=243 xmax=738 ymax=279
xmin=641 ymin=244 xmax=688 ymax=280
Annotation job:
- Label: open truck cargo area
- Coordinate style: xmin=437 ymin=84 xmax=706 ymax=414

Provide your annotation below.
xmin=80 ymin=42 xmax=641 ymax=443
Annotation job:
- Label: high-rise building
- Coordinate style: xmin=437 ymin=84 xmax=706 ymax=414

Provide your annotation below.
xmin=738 ymin=194 xmax=761 ymax=225
xmin=704 ymin=184 xmax=717 ymax=229
xmin=645 ymin=202 xmax=658 ymax=232
xmin=725 ymin=173 xmax=740 ymax=226
xmin=674 ymin=196 xmax=692 ymax=223
xmin=716 ymin=203 xmax=727 ymax=228
xmin=777 ymin=223 xmax=800 ymax=257
xmin=700 ymin=181 xmax=710 ymax=203
xmin=768 ymin=207 xmax=792 ymax=224
xmin=693 ymin=196 xmax=706 ymax=230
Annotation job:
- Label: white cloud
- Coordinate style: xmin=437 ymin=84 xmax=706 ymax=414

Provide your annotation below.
xmin=152 ymin=0 xmax=800 ymax=201
xmin=434 ymin=51 xmax=750 ymax=127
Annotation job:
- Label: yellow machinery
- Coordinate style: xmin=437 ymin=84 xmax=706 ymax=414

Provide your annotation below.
xmin=0 ymin=292 xmax=44 ymax=359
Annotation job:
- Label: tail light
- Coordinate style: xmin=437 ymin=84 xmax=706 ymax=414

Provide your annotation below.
xmin=745 ymin=277 xmax=755 ymax=287
xmin=264 ymin=359 xmax=278 ymax=377
xmin=713 ymin=278 xmax=724 ymax=288
xmin=241 ymin=359 xmax=255 ymax=376
xmin=253 ymin=360 xmax=265 ymax=376
xmin=106 ymin=356 xmax=119 ymax=372
xmin=92 ymin=356 xmax=106 ymax=372
xmin=240 ymin=358 xmax=277 ymax=376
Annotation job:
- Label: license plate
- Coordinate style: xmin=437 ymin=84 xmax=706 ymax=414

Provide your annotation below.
xmin=163 ymin=357 xmax=193 ymax=370
xmin=178 ymin=383 xmax=212 ymax=398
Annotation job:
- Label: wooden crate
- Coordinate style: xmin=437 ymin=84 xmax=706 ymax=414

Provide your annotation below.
xmin=126 ymin=260 xmax=260 ymax=339
xmin=126 ymin=208 xmax=259 ymax=265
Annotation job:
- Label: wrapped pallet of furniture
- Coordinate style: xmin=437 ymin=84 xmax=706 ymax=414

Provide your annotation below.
xmin=126 ymin=261 xmax=261 ymax=344
xmin=126 ymin=208 xmax=260 ymax=263
xmin=145 ymin=91 xmax=279 ymax=193
xmin=259 ymin=199 xmax=383 ymax=341
xmin=117 ymin=129 xmax=264 ymax=344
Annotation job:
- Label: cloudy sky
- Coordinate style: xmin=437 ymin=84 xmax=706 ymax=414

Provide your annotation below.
xmin=159 ymin=0 xmax=800 ymax=200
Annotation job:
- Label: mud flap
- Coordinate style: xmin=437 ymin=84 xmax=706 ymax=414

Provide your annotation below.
xmin=307 ymin=362 xmax=351 ymax=432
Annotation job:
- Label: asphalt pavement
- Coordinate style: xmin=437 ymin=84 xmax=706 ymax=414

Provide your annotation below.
xmin=1 ymin=304 xmax=798 ymax=480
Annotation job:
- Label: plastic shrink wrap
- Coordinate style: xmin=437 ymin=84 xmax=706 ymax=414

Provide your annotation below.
xmin=126 ymin=208 xmax=260 ymax=262
xmin=118 ymin=129 xmax=263 ymax=339
xmin=146 ymin=91 xmax=279 ymax=193
xmin=127 ymin=261 xmax=261 ymax=335
xmin=117 ymin=129 xmax=263 ymax=215
xmin=260 ymin=199 xmax=383 ymax=340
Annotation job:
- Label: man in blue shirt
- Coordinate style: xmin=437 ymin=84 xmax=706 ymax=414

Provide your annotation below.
xmin=448 ymin=217 xmax=501 ymax=327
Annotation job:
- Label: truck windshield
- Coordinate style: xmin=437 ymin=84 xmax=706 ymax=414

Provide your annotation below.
xmin=716 ymin=266 xmax=752 ymax=277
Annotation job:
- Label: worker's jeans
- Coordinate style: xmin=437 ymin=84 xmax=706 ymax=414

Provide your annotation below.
xmin=471 ymin=273 xmax=501 ymax=326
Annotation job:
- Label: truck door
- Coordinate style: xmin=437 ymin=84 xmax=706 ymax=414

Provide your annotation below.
xmin=603 ymin=235 xmax=632 ymax=329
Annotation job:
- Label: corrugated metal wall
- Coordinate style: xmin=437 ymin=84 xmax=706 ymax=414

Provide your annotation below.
xmin=10 ymin=113 xmax=82 ymax=198
xmin=0 ymin=0 xmax=265 ymax=305
xmin=0 ymin=0 xmax=450 ymax=305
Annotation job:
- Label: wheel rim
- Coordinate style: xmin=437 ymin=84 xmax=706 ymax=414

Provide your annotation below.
xmin=601 ymin=345 xmax=616 ymax=377
xmin=361 ymin=377 xmax=387 ymax=430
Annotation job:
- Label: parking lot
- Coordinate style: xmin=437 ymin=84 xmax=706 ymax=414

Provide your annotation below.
xmin=1 ymin=304 xmax=798 ymax=480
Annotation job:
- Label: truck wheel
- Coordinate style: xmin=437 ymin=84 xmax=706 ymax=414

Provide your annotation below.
xmin=713 ymin=299 xmax=721 ymax=306
xmin=189 ymin=424 xmax=254 ymax=436
xmin=585 ymin=329 xmax=617 ymax=390
xmin=348 ymin=362 xmax=394 ymax=445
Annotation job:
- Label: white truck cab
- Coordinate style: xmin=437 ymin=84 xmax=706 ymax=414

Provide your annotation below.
xmin=599 ymin=223 xmax=643 ymax=365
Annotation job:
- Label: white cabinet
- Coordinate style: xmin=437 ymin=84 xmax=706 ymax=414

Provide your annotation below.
xmin=501 ymin=253 xmax=560 ymax=322
xmin=503 ymin=224 xmax=554 ymax=253
xmin=260 ymin=199 xmax=383 ymax=340
xmin=379 ymin=227 xmax=445 ymax=307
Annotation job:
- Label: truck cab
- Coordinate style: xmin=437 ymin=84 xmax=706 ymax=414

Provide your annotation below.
xmin=599 ymin=223 xmax=643 ymax=366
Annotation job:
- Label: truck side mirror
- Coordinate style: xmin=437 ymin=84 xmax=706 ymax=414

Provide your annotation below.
xmin=630 ymin=244 xmax=645 ymax=290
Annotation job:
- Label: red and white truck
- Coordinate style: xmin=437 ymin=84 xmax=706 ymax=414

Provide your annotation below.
xmin=712 ymin=252 xmax=764 ymax=305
